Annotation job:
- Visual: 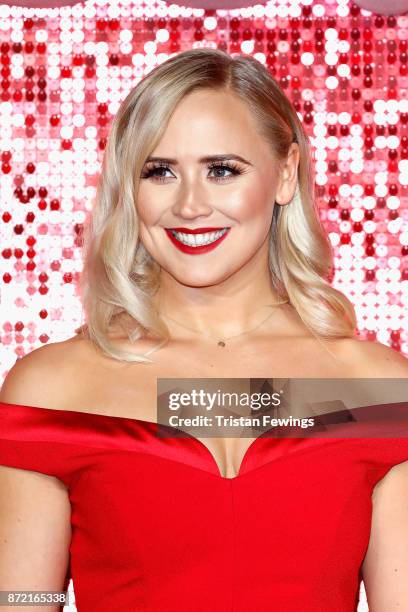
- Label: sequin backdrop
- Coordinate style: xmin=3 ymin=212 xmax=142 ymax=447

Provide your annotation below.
xmin=1 ymin=0 xmax=403 ymax=607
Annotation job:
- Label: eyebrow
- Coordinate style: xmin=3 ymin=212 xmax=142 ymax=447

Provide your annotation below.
xmin=144 ymin=154 xmax=253 ymax=166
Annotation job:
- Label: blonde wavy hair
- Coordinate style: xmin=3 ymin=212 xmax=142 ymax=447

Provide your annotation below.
xmin=76 ymin=48 xmax=357 ymax=364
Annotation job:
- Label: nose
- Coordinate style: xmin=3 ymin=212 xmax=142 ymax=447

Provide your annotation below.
xmin=171 ymin=175 xmax=213 ymax=220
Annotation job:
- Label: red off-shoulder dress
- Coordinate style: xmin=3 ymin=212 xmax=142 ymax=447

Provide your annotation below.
xmin=0 ymin=400 xmax=408 ymax=611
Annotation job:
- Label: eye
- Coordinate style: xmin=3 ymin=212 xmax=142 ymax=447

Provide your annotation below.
xmin=207 ymin=162 xmax=242 ymax=182
xmin=140 ymin=161 xmax=243 ymax=183
xmin=140 ymin=163 xmax=172 ymax=182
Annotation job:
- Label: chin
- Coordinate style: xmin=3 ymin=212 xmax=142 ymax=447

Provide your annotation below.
xmin=171 ymin=271 xmax=229 ymax=288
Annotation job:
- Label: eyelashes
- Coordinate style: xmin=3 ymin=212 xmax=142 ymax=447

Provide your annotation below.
xmin=140 ymin=161 xmax=243 ymax=183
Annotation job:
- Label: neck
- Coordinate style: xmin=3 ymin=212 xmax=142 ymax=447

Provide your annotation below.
xmin=151 ymin=268 xmax=287 ymax=341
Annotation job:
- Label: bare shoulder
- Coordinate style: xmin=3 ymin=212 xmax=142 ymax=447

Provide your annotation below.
xmin=332 ymin=337 xmax=408 ymax=377
xmin=0 ymin=334 xmax=94 ymax=409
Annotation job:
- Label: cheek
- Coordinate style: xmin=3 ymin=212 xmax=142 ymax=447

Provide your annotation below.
xmin=135 ymin=195 xmax=158 ymax=227
xmin=233 ymin=187 xmax=274 ymax=224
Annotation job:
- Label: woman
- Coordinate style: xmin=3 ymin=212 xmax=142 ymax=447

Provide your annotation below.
xmin=0 ymin=48 xmax=407 ymax=611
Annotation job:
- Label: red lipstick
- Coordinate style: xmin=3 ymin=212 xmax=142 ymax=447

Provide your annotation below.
xmin=168 ymin=227 xmax=228 ymax=234
xmin=164 ymin=227 xmax=230 ymax=255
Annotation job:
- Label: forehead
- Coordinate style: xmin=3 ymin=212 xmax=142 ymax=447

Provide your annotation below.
xmin=151 ymin=89 xmax=273 ymax=160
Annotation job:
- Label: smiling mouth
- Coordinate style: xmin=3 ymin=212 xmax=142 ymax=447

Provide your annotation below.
xmin=168 ymin=228 xmax=229 ymax=247
xmin=164 ymin=227 xmax=231 ymax=254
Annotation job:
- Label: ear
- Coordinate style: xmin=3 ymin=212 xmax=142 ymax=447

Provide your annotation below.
xmin=275 ymin=143 xmax=300 ymax=206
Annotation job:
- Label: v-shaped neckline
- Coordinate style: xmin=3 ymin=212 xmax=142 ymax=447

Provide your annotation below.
xmin=3 ymin=400 xmax=406 ymax=482
xmin=0 ymin=400 xmax=288 ymax=481
xmin=153 ymin=417 xmax=278 ymax=480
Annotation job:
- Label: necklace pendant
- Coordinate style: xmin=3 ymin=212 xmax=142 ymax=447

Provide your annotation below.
xmin=218 ymin=340 xmax=226 ymax=347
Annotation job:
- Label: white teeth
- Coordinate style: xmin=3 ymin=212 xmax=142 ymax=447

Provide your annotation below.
xmin=171 ymin=228 xmax=228 ymax=247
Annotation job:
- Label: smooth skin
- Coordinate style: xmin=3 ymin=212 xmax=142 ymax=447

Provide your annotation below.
xmin=1 ymin=88 xmax=408 ymax=610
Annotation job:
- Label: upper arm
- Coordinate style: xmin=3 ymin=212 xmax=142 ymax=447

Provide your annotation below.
xmin=0 ymin=343 xmax=73 ymax=611
xmin=0 ymin=465 xmax=72 ymax=611
xmin=361 ymin=460 xmax=408 ymax=611
xmin=357 ymin=340 xmax=408 ymax=608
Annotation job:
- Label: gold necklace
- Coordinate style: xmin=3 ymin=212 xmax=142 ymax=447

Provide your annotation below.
xmin=159 ymin=299 xmax=289 ymax=347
